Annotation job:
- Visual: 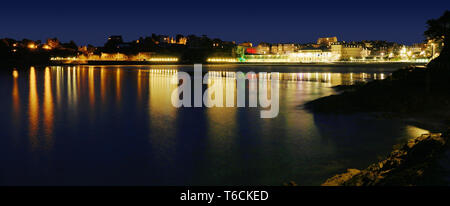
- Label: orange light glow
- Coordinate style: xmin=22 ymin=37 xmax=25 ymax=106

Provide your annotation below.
xmin=12 ymin=70 xmax=20 ymax=125
xmin=100 ymin=68 xmax=106 ymax=103
xmin=43 ymin=67 xmax=54 ymax=148
xmin=12 ymin=70 xmax=19 ymax=78
xmin=89 ymin=67 xmax=95 ymax=107
xmin=28 ymin=43 xmax=37 ymax=49
xmin=42 ymin=44 xmax=52 ymax=50
xmin=28 ymin=67 xmax=39 ymax=148
xmin=116 ymin=69 xmax=121 ymax=102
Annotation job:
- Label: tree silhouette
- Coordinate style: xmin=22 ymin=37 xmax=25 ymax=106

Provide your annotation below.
xmin=425 ymin=10 xmax=450 ymax=70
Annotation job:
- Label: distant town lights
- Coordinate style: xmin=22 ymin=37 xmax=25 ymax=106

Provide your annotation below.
xmin=207 ymin=58 xmax=238 ymax=62
xmin=42 ymin=45 xmax=52 ymax=50
xmin=149 ymin=58 xmax=178 ymax=62
xmin=50 ymin=56 xmax=178 ymax=62
xmin=28 ymin=43 xmax=37 ymax=49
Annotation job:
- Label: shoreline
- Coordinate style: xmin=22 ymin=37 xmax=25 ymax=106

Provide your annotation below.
xmin=1 ymin=61 xmax=427 ymax=69
xmin=52 ymin=61 xmax=426 ymax=67
xmin=321 ymin=131 xmax=449 ymax=186
xmin=315 ymin=106 xmax=450 ymax=186
xmin=303 ymin=64 xmax=450 ymax=186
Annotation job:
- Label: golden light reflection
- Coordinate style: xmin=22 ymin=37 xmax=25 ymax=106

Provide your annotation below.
xmin=43 ymin=67 xmax=54 ymax=149
xmin=273 ymin=72 xmax=388 ymax=86
xmin=12 ymin=69 xmax=20 ymax=131
xmin=66 ymin=67 xmax=78 ymax=111
xmin=101 ymin=68 xmax=106 ymax=103
xmin=55 ymin=66 xmax=62 ymax=107
xmin=28 ymin=67 xmax=39 ymax=149
xmin=77 ymin=67 xmax=81 ymax=94
xmin=116 ymin=68 xmax=121 ymax=103
xmin=148 ymin=69 xmax=178 ymax=118
xmin=67 ymin=68 xmax=72 ymax=107
xmin=137 ymin=70 xmax=142 ymax=103
xmin=72 ymin=67 xmax=78 ymax=105
xmin=405 ymin=126 xmax=429 ymax=139
xmin=205 ymin=74 xmax=237 ymax=166
xmin=89 ymin=67 xmax=95 ymax=107
xmin=204 ymin=72 xmax=225 ymax=107
xmin=225 ymin=72 xmax=236 ymax=107
xmin=148 ymin=69 xmax=178 ymax=156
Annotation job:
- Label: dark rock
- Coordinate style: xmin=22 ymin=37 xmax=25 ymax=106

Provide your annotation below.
xmin=322 ymin=132 xmax=448 ymax=186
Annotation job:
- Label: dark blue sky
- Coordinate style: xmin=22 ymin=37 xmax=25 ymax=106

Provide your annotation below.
xmin=1 ymin=0 xmax=449 ymax=46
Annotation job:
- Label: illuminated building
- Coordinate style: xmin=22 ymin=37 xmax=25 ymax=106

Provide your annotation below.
xmin=100 ymin=52 xmax=128 ymax=61
xmin=290 ymin=48 xmax=337 ymax=62
xmin=270 ymin=44 xmax=281 ymax=54
xmin=331 ymin=42 xmax=369 ymax=60
xmin=51 ymin=52 xmax=178 ymax=63
xmin=242 ymin=47 xmax=337 ymax=63
xmin=131 ymin=52 xmax=154 ymax=61
xmin=207 ymin=58 xmax=238 ymax=62
xmin=147 ymin=57 xmax=178 ymax=62
xmin=270 ymin=44 xmax=295 ymax=54
xmin=161 ymin=36 xmax=176 ymax=44
xmin=45 ymin=38 xmax=60 ymax=49
xmin=317 ymin=36 xmax=338 ymax=46
xmin=28 ymin=43 xmax=38 ymax=49
xmin=177 ymin=37 xmax=187 ymax=45
xmin=256 ymin=43 xmax=271 ymax=54
xmin=42 ymin=44 xmax=52 ymax=50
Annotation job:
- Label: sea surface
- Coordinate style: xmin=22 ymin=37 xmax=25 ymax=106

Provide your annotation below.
xmin=0 ymin=64 xmax=428 ymax=185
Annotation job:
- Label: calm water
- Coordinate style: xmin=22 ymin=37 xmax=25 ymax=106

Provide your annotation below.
xmin=0 ymin=65 xmax=428 ymax=186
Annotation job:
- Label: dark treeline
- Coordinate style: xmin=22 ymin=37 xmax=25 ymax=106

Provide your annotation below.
xmin=100 ymin=34 xmax=236 ymax=63
xmin=0 ymin=38 xmax=78 ymax=66
xmin=0 ymin=34 xmax=237 ymax=66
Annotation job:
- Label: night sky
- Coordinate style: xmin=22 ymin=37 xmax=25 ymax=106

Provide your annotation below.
xmin=1 ymin=0 xmax=449 ymax=46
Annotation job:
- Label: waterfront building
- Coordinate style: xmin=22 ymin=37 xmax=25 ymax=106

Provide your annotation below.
xmin=244 ymin=54 xmax=290 ymax=62
xmin=331 ymin=42 xmax=369 ymax=60
xmin=289 ymin=49 xmax=335 ymax=62
xmin=130 ymin=52 xmax=154 ymax=61
xmin=57 ymin=52 xmax=177 ymax=63
xmin=256 ymin=43 xmax=271 ymax=54
xmin=282 ymin=44 xmax=295 ymax=54
xmin=100 ymin=52 xmax=128 ymax=61
xmin=270 ymin=43 xmax=296 ymax=54
xmin=270 ymin=44 xmax=281 ymax=54
xmin=243 ymin=45 xmax=338 ymax=63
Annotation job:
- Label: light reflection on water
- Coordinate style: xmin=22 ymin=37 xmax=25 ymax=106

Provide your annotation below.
xmin=0 ymin=65 xmax=427 ymax=186
xmin=28 ymin=67 xmax=39 ymax=149
xmin=43 ymin=67 xmax=54 ymax=150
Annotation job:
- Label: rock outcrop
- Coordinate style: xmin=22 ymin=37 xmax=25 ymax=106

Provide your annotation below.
xmin=322 ymin=132 xmax=448 ymax=186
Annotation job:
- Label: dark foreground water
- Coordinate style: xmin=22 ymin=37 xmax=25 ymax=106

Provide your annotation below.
xmin=0 ymin=65 xmax=428 ymax=185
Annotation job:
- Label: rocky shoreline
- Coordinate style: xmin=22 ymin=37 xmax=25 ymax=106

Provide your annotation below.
xmin=303 ymin=65 xmax=450 ymax=185
xmin=322 ymin=132 xmax=449 ymax=186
